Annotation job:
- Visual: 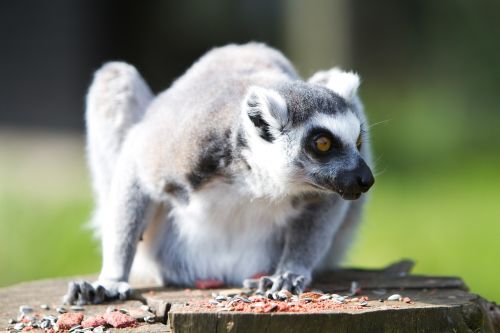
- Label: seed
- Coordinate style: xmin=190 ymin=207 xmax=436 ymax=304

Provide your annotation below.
xmin=19 ymin=305 xmax=33 ymax=314
xmin=44 ymin=315 xmax=58 ymax=322
xmin=332 ymin=295 xmax=346 ymax=303
xmin=119 ymin=308 xmax=128 ymax=314
xmin=387 ymin=294 xmax=402 ymax=301
xmin=40 ymin=320 xmax=51 ymax=329
xmin=40 ymin=304 xmax=50 ymax=310
xmin=233 ymin=296 xmax=251 ymax=303
xmin=318 ymin=294 xmax=332 ymax=301
xmin=70 ymin=305 xmax=85 ymax=311
xmin=215 ymin=295 xmax=227 ymax=302
xmin=359 ymin=301 xmax=369 ymax=307
xmin=13 ymin=323 xmax=25 ymax=331
xmin=301 ymin=297 xmax=313 ymax=302
xmin=69 ymin=325 xmax=83 ymax=332
xmin=403 ymin=297 xmax=412 ymax=303
xmin=208 ymin=300 xmax=219 ymax=305
xmin=144 ymin=316 xmax=155 ymax=324
xmin=93 ymin=326 xmax=104 ymax=333
xmin=56 ymin=307 xmax=67 ymax=314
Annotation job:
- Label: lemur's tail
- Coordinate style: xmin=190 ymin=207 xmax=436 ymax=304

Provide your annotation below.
xmin=85 ymin=62 xmax=153 ymax=233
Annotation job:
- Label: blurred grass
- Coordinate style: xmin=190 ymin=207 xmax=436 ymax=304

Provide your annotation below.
xmin=0 ymin=120 xmax=499 ymax=302
xmin=0 ymin=130 xmax=100 ymax=285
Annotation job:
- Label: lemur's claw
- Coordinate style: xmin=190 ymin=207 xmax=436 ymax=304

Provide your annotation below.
xmin=243 ymin=271 xmax=306 ymax=297
xmin=63 ymin=280 xmax=131 ymax=305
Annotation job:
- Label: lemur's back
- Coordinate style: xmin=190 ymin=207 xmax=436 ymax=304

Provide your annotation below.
xmin=144 ymin=43 xmax=299 ymax=129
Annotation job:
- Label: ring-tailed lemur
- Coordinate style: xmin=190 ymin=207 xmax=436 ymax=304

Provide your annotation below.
xmin=64 ymin=43 xmax=374 ymax=304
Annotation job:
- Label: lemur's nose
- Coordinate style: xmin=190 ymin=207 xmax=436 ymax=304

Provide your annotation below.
xmin=357 ymin=170 xmax=375 ymax=192
xmin=351 ymin=157 xmax=374 ymax=193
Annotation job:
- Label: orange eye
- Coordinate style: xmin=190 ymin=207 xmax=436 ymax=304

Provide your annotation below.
xmin=315 ymin=136 xmax=332 ymax=152
xmin=356 ymin=135 xmax=362 ymax=150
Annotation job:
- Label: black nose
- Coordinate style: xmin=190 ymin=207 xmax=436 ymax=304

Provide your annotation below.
xmin=357 ymin=170 xmax=375 ymax=192
xmin=335 ymin=158 xmax=375 ymax=197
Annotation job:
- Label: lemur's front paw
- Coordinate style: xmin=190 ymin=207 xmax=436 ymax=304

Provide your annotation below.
xmin=243 ymin=271 xmax=307 ymax=297
xmin=62 ymin=280 xmax=131 ymax=305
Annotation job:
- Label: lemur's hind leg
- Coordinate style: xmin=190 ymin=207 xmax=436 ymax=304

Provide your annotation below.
xmin=64 ymin=63 xmax=153 ymax=305
xmin=86 ymin=62 xmax=153 ymax=235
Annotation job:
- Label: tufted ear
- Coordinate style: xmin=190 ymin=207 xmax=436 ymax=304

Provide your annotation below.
xmin=243 ymin=86 xmax=288 ymax=142
xmin=308 ymin=68 xmax=360 ymax=102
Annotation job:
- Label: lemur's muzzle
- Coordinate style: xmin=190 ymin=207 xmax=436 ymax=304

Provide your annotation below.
xmin=335 ymin=158 xmax=375 ymax=200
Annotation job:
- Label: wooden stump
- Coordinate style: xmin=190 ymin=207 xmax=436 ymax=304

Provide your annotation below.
xmin=1 ymin=261 xmax=499 ymax=333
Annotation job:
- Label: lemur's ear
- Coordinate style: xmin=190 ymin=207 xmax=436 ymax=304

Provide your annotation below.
xmin=243 ymin=86 xmax=288 ymax=142
xmin=308 ymin=68 xmax=360 ymax=102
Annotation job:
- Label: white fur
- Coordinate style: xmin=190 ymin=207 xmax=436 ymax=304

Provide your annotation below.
xmin=169 ymin=181 xmax=300 ymax=284
xmin=241 ymin=103 xmax=294 ymax=199
xmin=309 ymin=68 xmax=360 ymax=102
xmin=86 ymin=62 xmax=153 ymax=235
xmin=310 ymin=111 xmax=361 ymax=147
xmin=248 ymin=86 xmax=289 ymax=128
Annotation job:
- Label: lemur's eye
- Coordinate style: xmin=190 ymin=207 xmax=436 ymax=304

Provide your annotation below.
xmin=356 ymin=134 xmax=362 ymax=150
xmin=314 ymin=135 xmax=332 ymax=152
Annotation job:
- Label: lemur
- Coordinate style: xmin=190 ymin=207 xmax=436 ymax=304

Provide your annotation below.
xmin=64 ymin=43 xmax=374 ymax=304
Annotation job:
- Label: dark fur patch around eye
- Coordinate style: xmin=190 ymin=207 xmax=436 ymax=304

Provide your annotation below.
xmin=303 ymin=127 xmax=344 ymax=161
xmin=187 ymin=130 xmax=233 ymax=190
xmin=248 ymin=112 xmax=274 ymax=142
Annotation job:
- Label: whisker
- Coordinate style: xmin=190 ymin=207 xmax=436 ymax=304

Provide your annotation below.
xmin=367 ymin=119 xmax=392 ymax=129
xmin=373 ymin=168 xmax=387 ymax=177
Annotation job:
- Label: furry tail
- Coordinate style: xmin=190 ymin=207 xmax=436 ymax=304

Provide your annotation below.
xmin=85 ymin=62 xmax=153 ymax=234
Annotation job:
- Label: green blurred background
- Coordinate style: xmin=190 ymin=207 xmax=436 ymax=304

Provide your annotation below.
xmin=0 ymin=1 xmax=499 ymax=301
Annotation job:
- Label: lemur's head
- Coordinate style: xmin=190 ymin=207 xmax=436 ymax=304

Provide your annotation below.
xmin=241 ymin=68 xmax=374 ymax=200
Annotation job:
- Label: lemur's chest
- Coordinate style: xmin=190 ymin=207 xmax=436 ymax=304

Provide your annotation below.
xmin=167 ymin=181 xmax=301 ymax=283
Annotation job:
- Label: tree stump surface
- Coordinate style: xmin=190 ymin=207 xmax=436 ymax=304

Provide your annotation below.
xmin=1 ymin=261 xmax=499 ymax=333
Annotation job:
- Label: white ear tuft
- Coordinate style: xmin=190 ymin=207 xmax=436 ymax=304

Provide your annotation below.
xmin=308 ymin=68 xmax=361 ymax=102
xmin=245 ymin=86 xmax=288 ymax=126
xmin=243 ymin=86 xmax=288 ymax=141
